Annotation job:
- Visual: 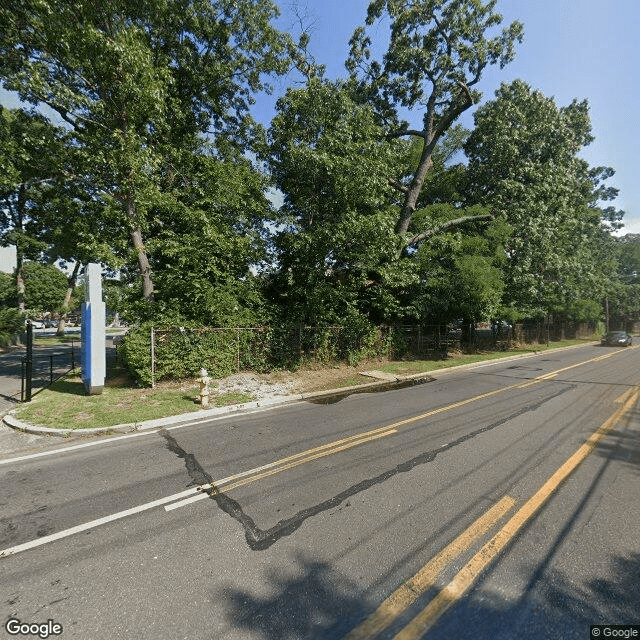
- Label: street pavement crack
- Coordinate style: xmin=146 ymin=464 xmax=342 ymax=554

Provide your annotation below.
xmin=160 ymin=385 xmax=573 ymax=551
xmin=158 ymin=429 xmax=214 ymax=486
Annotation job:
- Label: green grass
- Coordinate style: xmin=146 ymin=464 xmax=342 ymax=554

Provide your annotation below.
xmin=380 ymin=338 xmax=595 ymax=376
xmin=15 ymin=364 xmax=254 ymax=430
xmin=15 ymin=337 xmax=595 ymax=430
xmin=34 ymin=335 xmax=78 ymax=346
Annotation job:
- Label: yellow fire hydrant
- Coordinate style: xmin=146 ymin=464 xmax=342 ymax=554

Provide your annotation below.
xmin=198 ymin=368 xmax=211 ymax=407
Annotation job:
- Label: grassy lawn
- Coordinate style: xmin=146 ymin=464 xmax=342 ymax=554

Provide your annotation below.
xmin=14 ymin=363 xmax=253 ymax=431
xmin=13 ymin=337 xmax=596 ymax=431
xmin=34 ymin=335 xmax=79 ymax=346
xmin=379 ymin=338 xmax=596 ymax=376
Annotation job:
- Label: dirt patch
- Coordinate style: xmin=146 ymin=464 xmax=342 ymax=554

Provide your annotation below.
xmin=284 ymin=358 xmax=392 ymax=394
xmin=142 ymin=357 xmax=394 ymax=402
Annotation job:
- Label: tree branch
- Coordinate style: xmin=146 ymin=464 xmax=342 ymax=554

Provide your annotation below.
xmin=388 ymin=177 xmax=409 ymax=194
xmin=431 ymin=80 xmax=473 ymax=141
xmin=405 ymin=213 xmax=494 ymax=248
xmin=386 ymin=128 xmax=427 ymax=140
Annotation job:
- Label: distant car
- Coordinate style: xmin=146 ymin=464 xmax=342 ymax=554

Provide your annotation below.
xmin=25 ymin=319 xmax=45 ymax=329
xmin=601 ymin=331 xmax=633 ymax=347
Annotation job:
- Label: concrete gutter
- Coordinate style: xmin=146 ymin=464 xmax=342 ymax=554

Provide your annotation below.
xmin=2 ymin=341 xmax=599 ymax=438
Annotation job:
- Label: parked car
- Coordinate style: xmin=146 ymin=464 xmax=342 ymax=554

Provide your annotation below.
xmin=601 ymin=331 xmax=633 ymax=347
xmin=25 ymin=319 xmax=45 ymax=329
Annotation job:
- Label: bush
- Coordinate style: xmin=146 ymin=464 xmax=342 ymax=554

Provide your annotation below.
xmin=118 ymin=321 xmax=154 ymax=386
xmin=0 ymin=308 xmax=25 ymax=347
xmin=119 ymin=316 xmax=394 ymax=387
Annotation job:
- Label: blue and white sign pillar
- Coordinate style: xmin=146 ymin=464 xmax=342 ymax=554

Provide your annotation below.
xmin=81 ymin=263 xmax=106 ymax=395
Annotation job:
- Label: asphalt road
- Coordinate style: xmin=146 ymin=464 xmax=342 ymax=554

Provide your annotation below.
xmin=1 ymin=344 xmax=639 ymax=639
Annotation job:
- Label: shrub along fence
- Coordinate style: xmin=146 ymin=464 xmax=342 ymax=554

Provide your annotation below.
xmin=118 ymin=321 xmax=599 ymax=387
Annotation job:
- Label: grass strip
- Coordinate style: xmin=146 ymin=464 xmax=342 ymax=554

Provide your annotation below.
xmin=379 ymin=339 xmax=595 ymax=376
xmin=15 ymin=373 xmax=253 ymax=431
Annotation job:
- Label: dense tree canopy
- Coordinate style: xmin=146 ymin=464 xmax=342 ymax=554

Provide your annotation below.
xmin=0 ymin=262 xmax=70 ymax=315
xmin=0 ymin=1 xmax=630 ymax=337
xmin=264 ymin=0 xmax=524 ymax=326
xmin=0 ymin=0 xmax=292 ymax=307
xmin=464 ymin=80 xmax=621 ymax=320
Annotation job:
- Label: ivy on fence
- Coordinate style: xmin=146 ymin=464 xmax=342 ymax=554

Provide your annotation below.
xmin=119 ymin=322 xmax=392 ymax=386
xmin=118 ymin=320 xmax=598 ymax=387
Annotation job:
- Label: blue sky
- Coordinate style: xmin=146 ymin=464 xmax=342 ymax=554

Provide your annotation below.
xmin=1 ymin=0 xmax=638 ymax=236
xmin=256 ymin=0 xmax=639 ymax=233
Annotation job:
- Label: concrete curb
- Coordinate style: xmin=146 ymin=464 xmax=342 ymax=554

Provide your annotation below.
xmin=1 ymin=376 xmax=434 ymax=438
xmin=2 ymin=341 xmax=599 ymax=437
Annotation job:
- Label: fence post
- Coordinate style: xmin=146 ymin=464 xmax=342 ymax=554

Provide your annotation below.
xmin=151 ymin=326 xmax=155 ymax=389
xmin=237 ymin=327 xmax=240 ymax=373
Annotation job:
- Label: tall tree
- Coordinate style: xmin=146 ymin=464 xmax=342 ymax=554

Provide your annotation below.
xmin=346 ymin=0 xmax=523 ymax=244
xmin=264 ymin=0 xmax=523 ymax=325
xmin=0 ymin=0 xmax=292 ymax=304
xmin=264 ymin=1 xmax=522 ymax=325
xmin=265 ymin=79 xmax=413 ymax=324
xmin=464 ymin=80 xmax=622 ymax=319
xmin=20 ymin=262 xmax=70 ymax=316
xmin=0 ymin=107 xmax=65 ymax=311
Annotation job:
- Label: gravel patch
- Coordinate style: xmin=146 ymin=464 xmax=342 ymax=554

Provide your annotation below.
xmin=215 ymin=374 xmax=295 ymax=401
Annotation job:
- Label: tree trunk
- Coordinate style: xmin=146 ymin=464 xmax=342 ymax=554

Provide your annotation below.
xmin=16 ymin=184 xmax=26 ymax=313
xmin=394 ymin=141 xmax=434 ymax=235
xmin=393 ymin=84 xmax=474 ymax=236
xmin=131 ymin=227 xmax=154 ymax=301
xmin=126 ymin=196 xmax=154 ymax=302
xmin=16 ymin=257 xmax=25 ymax=314
xmin=57 ymin=260 xmax=81 ymax=336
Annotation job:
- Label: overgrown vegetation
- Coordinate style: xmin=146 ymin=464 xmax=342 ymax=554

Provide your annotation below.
xmin=0 ymin=1 xmax=635 ymax=384
xmin=119 ymin=320 xmax=390 ymax=386
xmin=118 ymin=320 xmax=599 ymax=387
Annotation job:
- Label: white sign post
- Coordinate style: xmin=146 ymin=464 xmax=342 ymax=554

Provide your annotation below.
xmin=80 ymin=263 xmax=106 ymax=395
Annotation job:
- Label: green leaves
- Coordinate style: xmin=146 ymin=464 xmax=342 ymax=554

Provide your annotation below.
xmin=18 ymin=262 xmax=69 ymax=315
xmin=0 ymin=0 xmax=293 ymax=310
xmin=348 ymin=0 xmax=524 ymax=113
xmin=465 ymin=80 xmax=619 ymax=318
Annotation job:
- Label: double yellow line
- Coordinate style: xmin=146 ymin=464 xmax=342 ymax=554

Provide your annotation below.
xmin=166 ymin=347 xmax=631 ymax=512
xmin=345 ymin=385 xmax=639 ymax=639
xmin=166 ymin=425 xmax=400 ymax=511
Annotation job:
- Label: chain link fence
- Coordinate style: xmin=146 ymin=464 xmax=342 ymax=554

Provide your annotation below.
xmin=118 ymin=321 xmax=600 ymax=386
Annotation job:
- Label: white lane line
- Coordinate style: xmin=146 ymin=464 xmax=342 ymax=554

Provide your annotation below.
xmin=0 ymin=487 xmax=202 ymax=559
xmin=165 ymin=492 xmax=209 ymax=511
xmin=2 ymin=426 xmax=399 ymax=556
xmin=0 ymin=401 xmax=305 ymax=467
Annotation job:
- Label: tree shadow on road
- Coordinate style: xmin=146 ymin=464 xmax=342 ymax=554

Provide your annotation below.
xmin=215 ymin=552 xmax=369 ymax=639
xmin=593 ymin=401 xmax=640 ymax=475
xmin=429 ymin=551 xmax=640 ymax=640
